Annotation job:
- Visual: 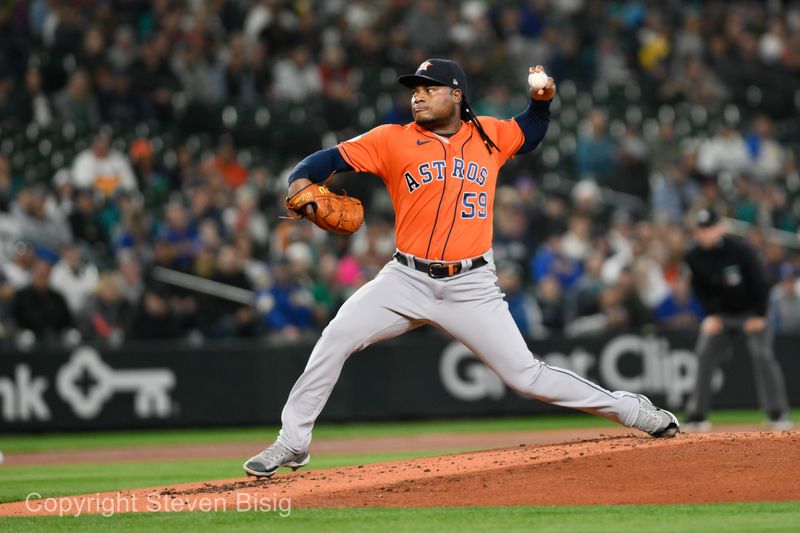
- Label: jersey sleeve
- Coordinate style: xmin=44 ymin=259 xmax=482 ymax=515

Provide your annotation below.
xmin=478 ymin=116 xmax=525 ymax=162
xmin=336 ymin=124 xmax=394 ymax=178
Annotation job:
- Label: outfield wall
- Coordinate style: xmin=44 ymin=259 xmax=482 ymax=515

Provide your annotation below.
xmin=1 ymin=333 xmax=798 ymax=431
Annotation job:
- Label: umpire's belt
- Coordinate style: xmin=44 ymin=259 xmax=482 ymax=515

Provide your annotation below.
xmin=393 ymin=251 xmax=488 ymax=279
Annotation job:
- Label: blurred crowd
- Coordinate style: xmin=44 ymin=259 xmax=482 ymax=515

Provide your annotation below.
xmin=0 ymin=0 xmax=799 ymax=347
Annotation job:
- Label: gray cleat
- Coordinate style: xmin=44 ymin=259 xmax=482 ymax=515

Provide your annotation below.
xmin=632 ymin=394 xmax=680 ymax=438
xmin=243 ymin=442 xmax=310 ymax=477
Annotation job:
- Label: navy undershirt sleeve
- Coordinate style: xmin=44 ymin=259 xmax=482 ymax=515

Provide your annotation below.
xmin=513 ymin=99 xmax=551 ymax=155
xmin=288 ymin=146 xmax=354 ymax=184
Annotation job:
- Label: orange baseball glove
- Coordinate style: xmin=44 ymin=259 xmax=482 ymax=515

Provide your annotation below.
xmin=286 ymin=182 xmax=364 ymax=235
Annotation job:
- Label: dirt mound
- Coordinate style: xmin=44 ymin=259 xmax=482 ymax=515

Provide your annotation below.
xmin=2 ymin=432 xmax=797 ymax=516
xmin=3 ymin=423 xmax=771 ymax=466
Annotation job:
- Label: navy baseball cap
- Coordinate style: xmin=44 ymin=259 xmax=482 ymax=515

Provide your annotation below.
xmin=694 ymin=207 xmax=721 ymax=228
xmin=398 ymin=59 xmax=469 ymax=99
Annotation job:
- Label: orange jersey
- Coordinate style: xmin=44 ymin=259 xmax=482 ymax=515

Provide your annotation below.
xmin=337 ymin=118 xmax=524 ymax=261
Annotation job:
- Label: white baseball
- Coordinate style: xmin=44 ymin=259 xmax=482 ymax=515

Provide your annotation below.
xmin=528 ymin=71 xmax=548 ymax=91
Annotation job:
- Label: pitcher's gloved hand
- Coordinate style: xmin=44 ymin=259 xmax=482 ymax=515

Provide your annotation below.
xmin=286 ymin=182 xmax=364 ymax=235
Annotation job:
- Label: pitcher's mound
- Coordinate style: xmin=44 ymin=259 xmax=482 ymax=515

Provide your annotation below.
xmin=2 ymin=432 xmax=798 ymax=515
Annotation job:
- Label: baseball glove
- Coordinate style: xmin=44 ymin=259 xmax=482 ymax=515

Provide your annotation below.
xmin=286 ymin=182 xmax=364 ymax=235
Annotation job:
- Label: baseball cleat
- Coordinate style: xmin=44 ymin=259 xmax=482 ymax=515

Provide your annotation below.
xmin=769 ymin=416 xmax=794 ymax=431
xmin=632 ymin=394 xmax=680 ymax=438
xmin=243 ymin=442 xmax=310 ymax=477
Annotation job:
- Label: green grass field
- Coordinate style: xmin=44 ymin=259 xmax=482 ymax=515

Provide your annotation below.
xmin=1 ymin=409 xmax=797 ymax=532
xmin=1 ymin=408 xmax=788 ymax=453
xmin=1 ymin=503 xmax=798 ymax=532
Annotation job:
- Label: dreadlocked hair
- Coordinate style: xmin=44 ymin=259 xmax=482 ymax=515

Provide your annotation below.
xmin=461 ymin=101 xmax=500 ymax=154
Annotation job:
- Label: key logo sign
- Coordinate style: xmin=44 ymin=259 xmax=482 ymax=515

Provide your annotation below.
xmin=0 ymin=346 xmax=176 ymax=422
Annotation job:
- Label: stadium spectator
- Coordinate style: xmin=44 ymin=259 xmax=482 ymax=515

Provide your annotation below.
xmin=263 ymin=254 xmax=316 ymax=340
xmin=49 ymin=243 xmax=99 ymax=315
xmin=595 ymin=34 xmax=632 ymax=86
xmin=157 ymin=201 xmax=199 ymax=269
xmin=2 ymin=240 xmax=35 ymax=290
xmin=631 ymin=237 xmax=671 ymax=309
xmin=11 ymin=184 xmax=72 ymax=256
xmin=403 ymin=0 xmax=450 ymax=55
xmin=565 ymin=284 xmax=627 ymax=338
xmin=129 ymin=290 xmax=182 ymax=340
xmin=68 ymin=188 xmax=108 ymax=251
xmin=11 ymin=259 xmax=76 ymax=343
xmin=659 ymin=55 xmax=729 ymax=110
xmin=0 ymin=69 xmax=13 ymax=122
xmin=53 ymin=70 xmax=100 ymax=130
xmin=137 ymin=241 xmax=199 ymax=339
xmin=535 ymin=274 xmax=565 ymax=334
xmin=82 ymin=273 xmax=134 ymax=343
xmin=79 ymin=26 xmax=107 ymax=77
xmin=670 ymin=12 xmax=704 ymax=63
xmin=770 ymin=262 xmax=800 ymax=334
xmin=129 ymin=36 xmax=181 ymax=122
xmin=697 ymin=122 xmax=750 ymax=178
xmin=0 ymin=0 xmax=798 ymax=345
xmin=248 ymin=41 xmax=274 ymax=100
xmin=171 ymin=41 xmax=223 ymax=105
xmin=575 ymin=109 xmax=617 ymax=183
xmin=493 ymin=186 xmax=535 ymax=269
xmin=221 ymin=33 xmax=255 ymax=102
xmin=530 ymin=235 xmax=583 ymax=290
xmin=199 ymin=245 xmax=257 ymax=338
xmin=99 ymin=70 xmax=140 ymax=125
xmin=744 ymin=115 xmax=786 ymax=182
xmin=153 ymin=249 xmax=199 ymax=329
xmin=0 ymin=155 xmax=14 ymax=213
xmin=654 ymin=275 xmax=704 ymax=332
xmin=109 ymin=190 xmax=151 ymax=256
xmin=205 ymin=135 xmax=248 ymax=189
xmin=72 ymin=132 xmax=138 ymax=197
xmin=0 ymin=268 xmax=13 ymax=332
xmin=222 ymin=184 xmax=269 ymax=249
xmin=107 ymin=26 xmax=138 ymax=73
xmin=560 ymin=214 xmax=592 ymax=262
xmin=11 ymin=66 xmax=53 ymax=128
xmin=650 ymin=163 xmax=700 ymax=225
xmin=129 ymin=138 xmax=171 ymax=204
xmin=319 ymin=45 xmax=358 ymax=133
xmin=647 ymin=121 xmax=680 ymax=174
xmin=614 ymin=267 xmax=653 ymax=330
xmin=527 ymin=194 xmax=568 ymax=246
xmin=614 ymin=126 xmax=651 ymax=201
xmin=565 ymin=251 xmax=606 ymax=324
xmin=497 ymin=262 xmax=543 ymax=338
xmin=272 ymin=46 xmax=321 ymax=103
xmin=110 ymin=251 xmax=139 ymax=302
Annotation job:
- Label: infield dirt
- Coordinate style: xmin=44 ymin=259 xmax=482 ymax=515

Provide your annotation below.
xmin=1 ymin=431 xmax=797 ymax=515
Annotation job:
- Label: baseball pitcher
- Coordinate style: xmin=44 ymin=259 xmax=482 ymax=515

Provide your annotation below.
xmin=244 ymin=59 xmax=679 ymax=477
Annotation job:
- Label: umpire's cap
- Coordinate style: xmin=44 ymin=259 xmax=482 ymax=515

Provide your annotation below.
xmin=693 ymin=207 xmax=721 ymax=228
xmin=398 ymin=59 xmax=468 ymax=99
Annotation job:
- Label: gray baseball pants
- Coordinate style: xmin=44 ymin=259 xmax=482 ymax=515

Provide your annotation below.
xmin=686 ymin=320 xmax=790 ymax=421
xmin=277 ymin=251 xmax=641 ymax=453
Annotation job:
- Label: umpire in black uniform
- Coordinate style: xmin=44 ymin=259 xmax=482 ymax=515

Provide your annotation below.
xmin=684 ymin=207 xmax=791 ymax=429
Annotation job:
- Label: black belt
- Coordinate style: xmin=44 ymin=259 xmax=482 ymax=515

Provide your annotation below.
xmin=393 ymin=251 xmax=488 ymax=279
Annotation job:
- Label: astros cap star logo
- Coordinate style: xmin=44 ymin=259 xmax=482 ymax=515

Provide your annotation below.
xmin=417 ymin=60 xmax=433 ymax=72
